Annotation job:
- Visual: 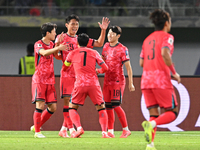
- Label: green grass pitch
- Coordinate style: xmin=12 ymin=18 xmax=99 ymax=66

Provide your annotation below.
xmin=0 ymin=131 xmax=200 ymax=150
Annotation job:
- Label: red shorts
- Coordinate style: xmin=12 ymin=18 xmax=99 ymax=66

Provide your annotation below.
xmin=32 ymin=83 xmax=57 ymax=104
xmin=60 ymin=77 xmax=75 ymax=98
xmin=142 ymin=88 xmax=178 ymax=110
xmin=71 ymin=86 xmax=104 ymax=106
xmin=103 ymin=84 xmax=125 ymax=104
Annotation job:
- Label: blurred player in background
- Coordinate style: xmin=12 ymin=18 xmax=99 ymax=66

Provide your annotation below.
xmin=31 ymin=22 xmax=67 ymax=138
xmin=64 ymin=33 xmax=109 ymax=138
xmin=102 ymin=25 xmax=135 ymax=138
xmin=140 ymin=9 xmax=181 ymax=150
xmin=55 ymin=14 xmax=110 ymax=138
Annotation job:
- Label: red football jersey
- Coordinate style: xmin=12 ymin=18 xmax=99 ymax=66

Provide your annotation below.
xmin=66 ymin=47 xmax=105 ymax=87
xmin=140 ymin=30 xmax=174 ymax=89
xmin=55 ymin=33 xmax=94 ymax=78
xmin=102 ymin=42 xmax=130 ymax=85
xmin=32 ymin=40 xmax=55 ymax=84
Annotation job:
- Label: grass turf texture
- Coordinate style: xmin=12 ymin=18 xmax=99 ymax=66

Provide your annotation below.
xmin=0 ymin=131 xmax=200 ymax=150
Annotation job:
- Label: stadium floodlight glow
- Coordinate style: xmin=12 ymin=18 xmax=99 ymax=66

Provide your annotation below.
xmin=141 ymin=79 xmax=190 ymax=131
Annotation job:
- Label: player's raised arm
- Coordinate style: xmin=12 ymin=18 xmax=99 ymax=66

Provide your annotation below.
xmin=93 ymin=17 xmax=110 ymax=47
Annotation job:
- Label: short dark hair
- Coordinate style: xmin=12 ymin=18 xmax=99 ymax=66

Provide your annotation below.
xmin=40 ymin=22 xmax=57 ymax=37
xmin=150 ymin=9 xmax=170 ymax=30
xmin=109 ymin=26 xmax=122 ymax=35
xmin=78 ymin=33 xmax=89 ymax=47
xmin=66 ymin=14 xmax=79 ymax=24
xmin=27 ymin=43 xmax=34 ymax=53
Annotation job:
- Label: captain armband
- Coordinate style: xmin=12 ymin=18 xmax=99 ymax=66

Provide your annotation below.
xmin=64 ymin=61 xmax=71 ymax=67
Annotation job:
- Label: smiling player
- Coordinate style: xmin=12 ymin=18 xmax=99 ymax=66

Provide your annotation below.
xmin=55 ymin=14 xmax=110 ymax=138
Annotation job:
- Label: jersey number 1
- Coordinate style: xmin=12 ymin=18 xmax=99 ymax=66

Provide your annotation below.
xmin=80 ymin=51 xmax=87 ymax=66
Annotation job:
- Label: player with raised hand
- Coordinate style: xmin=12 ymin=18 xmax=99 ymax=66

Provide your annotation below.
xmin=140 ymin=9 xmax=181 ymax=150
xmin=102 ymin=25 xmax=135 ymax=138
xmin=54 ymin=14 xmax=110 ymax=138
xmin=31 ymin=22 xmax=67 ymax=138
xmin=64 ymin=33 xmax=109 ymax=138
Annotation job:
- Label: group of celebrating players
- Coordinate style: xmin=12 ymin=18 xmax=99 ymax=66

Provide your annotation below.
xmin=30 ymin=8 xmax=181 ymax=150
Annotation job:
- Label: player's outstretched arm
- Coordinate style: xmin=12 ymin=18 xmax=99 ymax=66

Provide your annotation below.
xmin=96 ymin=63 xmax=108 ymax=74
xmin=39 ymin=44 xmax=67 ymax=56
xmin=124 ymin=61 xmax=135 ymax=92
xmin=93 ymin=17 xmax=110 ymax=47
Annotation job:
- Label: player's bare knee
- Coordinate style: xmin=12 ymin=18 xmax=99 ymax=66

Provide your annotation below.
xmin=149 ymin=107 xmax=159 ymax=116
xmin=63 ymin=97 xmax=70 ymax=105
xmin=69 ymin=103 xmax=79 ymax=110
xmin=36 ymin=101 xmax=45 ymax=110
xmin=48 ymin=103 xmax=57 ymax=112
xmin=95 ymin=103 xmax=105 ymax=110
xmin=36 ymin=106 xmax=45 ymax=110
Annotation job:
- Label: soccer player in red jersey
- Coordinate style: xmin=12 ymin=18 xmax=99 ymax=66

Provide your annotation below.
xmin=140 ymin=9 xmax=181 ymax=150
xmin=31 ymin=22 xmax=67 ymax=138
xmin=102 ymin=26 xmax=135 ymax=138
xmin=54 ymin=14 xmax=110 ymax=138
xmin=64 ymin=33 xmax=110 ymax=138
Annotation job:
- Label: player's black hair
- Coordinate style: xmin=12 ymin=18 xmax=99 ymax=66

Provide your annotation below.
xmin=78 ymin=33 xmax=89 ymax=47
xmin=65 ymin=14 xmax=79 ymax=24
xmin=40 ymin=22 xmax=57 ymax=37
xmin=150 ymin=9 xmax=170 ymax=30
xmin=27 ymin=43 xmax=34 ymax=54
xmin=109 ymin=25 xmax=122 ymax=35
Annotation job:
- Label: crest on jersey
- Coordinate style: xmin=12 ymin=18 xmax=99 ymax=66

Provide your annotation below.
xmin=38 ymin=44 xmax=42 ymax=47
xmin=168 ymin=37 xmax=173 ymax=45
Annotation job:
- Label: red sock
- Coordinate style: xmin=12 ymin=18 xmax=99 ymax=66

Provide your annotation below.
xmin=69 ymin=109 xmax=81 ymax=128
xmin=62 ymin=121 xmax=67 ymax=128
xmin=114 ymin=106 xmax=128 ymax=128
xmin=98 ymin=109 xmax=108 ymax=132
xmin=106 ymin=109 xmax=115 ymax=130
xmin=40 ymin=108 xmax=53 ymax=127
xmin=149 ymin=116 xmax=157 ymax=142
xmin=63 ymin=106 xmax=73 ymax=129
xmin=33 ymin=109 xmax=42 ymax=132
xmin=154 ymin=111 xmax=176 ymax=125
